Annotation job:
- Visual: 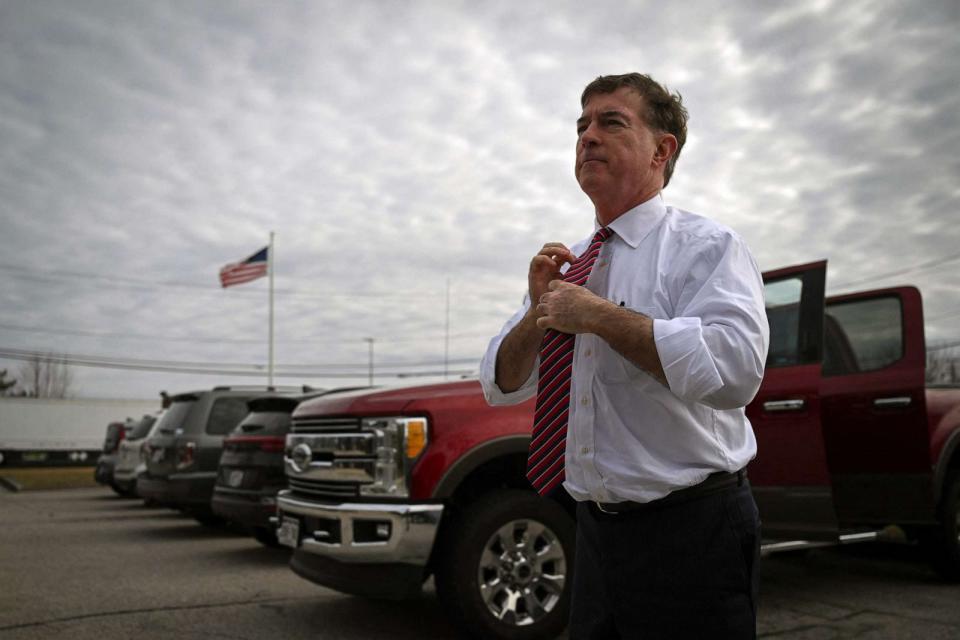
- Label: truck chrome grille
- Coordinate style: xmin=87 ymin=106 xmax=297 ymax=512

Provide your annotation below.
xmin=291 ymin=417 xmax=361 ymax=433
xmin=285 ymin=429 xmax=373 ymax=499
xmin=289 ymin=477 xmax=359 ymax=498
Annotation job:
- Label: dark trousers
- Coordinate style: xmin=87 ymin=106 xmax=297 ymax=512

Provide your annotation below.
xmin=569 ymin=482 xmax=760 ymax=639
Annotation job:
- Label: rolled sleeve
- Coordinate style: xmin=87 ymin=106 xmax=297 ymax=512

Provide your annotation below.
xmin=654 ymin=232 xmax=769 ymax=410
xmin=478 ymin=298 xmax=539 ymax=406
xmin=654 ymin=316 xmax=724 ymax=402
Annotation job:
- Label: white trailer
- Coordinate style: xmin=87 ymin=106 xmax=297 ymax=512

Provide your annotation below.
xmin=0 ymin=397 xmax=159 ymax=466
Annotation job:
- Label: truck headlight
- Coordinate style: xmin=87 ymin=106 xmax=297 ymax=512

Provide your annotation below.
xmin=358 ymin=417 xmax=428 ymax=497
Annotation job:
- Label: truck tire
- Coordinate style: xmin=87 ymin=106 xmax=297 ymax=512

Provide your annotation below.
xmin=435 ymin=489 xmax=575 ymax=640
xmin=923 ymin=472 xmax=960 ymax=581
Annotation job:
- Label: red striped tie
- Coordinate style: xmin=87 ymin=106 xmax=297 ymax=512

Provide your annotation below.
xmin=527 ymin=227 xmax=613 ymax=496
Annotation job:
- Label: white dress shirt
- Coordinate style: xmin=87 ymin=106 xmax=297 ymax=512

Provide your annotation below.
xmin=479 ymin=194 xmax=769 ymax=503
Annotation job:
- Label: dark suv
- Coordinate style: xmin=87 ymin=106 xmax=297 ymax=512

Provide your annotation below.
xmin=211 ymin=388 xmax=363 ymax=545
xmin=138 ymin=386 xmax=312 ymax=523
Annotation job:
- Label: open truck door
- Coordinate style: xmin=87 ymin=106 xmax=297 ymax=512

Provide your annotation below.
xmin=747 ymin=260 xmax=836 ymax=539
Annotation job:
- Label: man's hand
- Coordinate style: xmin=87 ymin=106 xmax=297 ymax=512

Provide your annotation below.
xmin=528 ymin=243 xmax=577 ymax=315
xmin=494 ymin=243 xmax=577 ymax=393
xmin=538 ymin=284 xmax=669 ymax=384
xmin=536 ymin=280 xmax=610 ymax=334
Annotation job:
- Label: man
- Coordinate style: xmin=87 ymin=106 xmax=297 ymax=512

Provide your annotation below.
xmin=478 ymin=73 xmax=769 ymax=638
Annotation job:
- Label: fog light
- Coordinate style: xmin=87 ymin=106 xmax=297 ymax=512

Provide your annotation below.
xmin=353 ymin=520 xmax=391 ymax=543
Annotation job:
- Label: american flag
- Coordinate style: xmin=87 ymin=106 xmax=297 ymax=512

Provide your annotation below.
xmin=219 ymin=246 xmax=268 ymax=288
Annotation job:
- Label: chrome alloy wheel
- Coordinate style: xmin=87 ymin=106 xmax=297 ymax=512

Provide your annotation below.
xmin=477 ymin=518 xmax=568 ymax=627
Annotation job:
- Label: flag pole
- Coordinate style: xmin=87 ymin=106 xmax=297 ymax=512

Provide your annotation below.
xmin=268 ymin=231 xmax=275 ymax=387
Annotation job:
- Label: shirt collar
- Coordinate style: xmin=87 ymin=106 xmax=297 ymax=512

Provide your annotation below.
xmin=596 ymin=194 xmax=668 ymax=249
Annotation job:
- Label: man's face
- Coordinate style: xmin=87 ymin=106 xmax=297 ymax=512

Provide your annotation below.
xmin=575 ymin=87 xmax=663 ymax=206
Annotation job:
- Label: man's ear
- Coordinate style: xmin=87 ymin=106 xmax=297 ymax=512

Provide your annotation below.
xmin=653 ymin=134 xmax=678 ymax=168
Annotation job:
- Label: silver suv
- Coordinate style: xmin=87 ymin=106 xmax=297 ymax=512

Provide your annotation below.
xmin=113 ymin=410 xmax=164 ymax=497
xmin=138 ymin=385 xmax=312 ymax=524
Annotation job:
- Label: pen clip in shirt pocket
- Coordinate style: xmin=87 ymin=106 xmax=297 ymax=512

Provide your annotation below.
xmin=595 ymin=303 xmax=660 ymax=384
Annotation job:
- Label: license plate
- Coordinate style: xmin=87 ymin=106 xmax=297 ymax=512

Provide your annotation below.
xmin=227 ymin=470 xmax=244 ymax=488
xmin=277 ymin=516 xmax=300 ymax=548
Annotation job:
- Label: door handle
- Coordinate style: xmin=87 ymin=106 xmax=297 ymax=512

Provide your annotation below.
xmin=873 ymin=396 xmax=911 ymax=409
xmin=763 ymin=399 xmax=806 ymax=412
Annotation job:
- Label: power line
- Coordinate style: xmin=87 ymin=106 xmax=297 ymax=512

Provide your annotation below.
xmin=0 ymin=347 xmax=479 ymax=371
xmin=924 ymin=308 xmax=960 ymax=324
xmin=0 ymin=263 xmax=448 ymax=300
xmin=927 ymin=340 xmax=960 ymax=353
xmin=0 ymin=321 xmax=494 ymax=345
xmin=830 ymin=250 xmax=960 ymax=291
xmin=0 ymin=347 xmax=478 ymax=378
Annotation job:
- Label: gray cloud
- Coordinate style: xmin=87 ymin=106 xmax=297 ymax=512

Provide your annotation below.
xmin=1 ymin=0 xmax=958 ymax=396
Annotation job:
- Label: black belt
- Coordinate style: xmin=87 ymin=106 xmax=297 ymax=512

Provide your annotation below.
xmin=593 ymin=469 xmax=747 ymax=515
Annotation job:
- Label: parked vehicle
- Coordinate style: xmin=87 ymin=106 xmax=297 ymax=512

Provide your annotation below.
xmin=138 ymin=385 xmax=313 ymax=524
xmin=212 ymin=388 xmax=366 ymax=545
xmin=274 ymin=260 xmax=960 ymax=640
xmin=112 ymin=411 xmax=163 ymax=497
xmin=0 ymin=397 xmax=158 ymax=468
xmin=94 ymin=419 xmax=137 ymax=494
xmin=211 ymin=395 xmax=310 ymax=545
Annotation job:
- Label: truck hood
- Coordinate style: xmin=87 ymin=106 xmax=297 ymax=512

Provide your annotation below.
xmin=293 ymin=379 xmax=483 ymax=417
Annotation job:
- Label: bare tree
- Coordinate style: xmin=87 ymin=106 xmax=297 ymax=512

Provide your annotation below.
xmin=927 ymin=347 xmax=960 ymax=385
xmin=18 ymin=352 xmax=74 ymax=398
xmin=0 ymin=369 xmax=16 ymax=396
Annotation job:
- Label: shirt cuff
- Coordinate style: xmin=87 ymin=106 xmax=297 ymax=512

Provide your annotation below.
xmin=653 ymin=317 xmax=724 ymax=403
xmin=478 ymin=335 xmax=538 ymax=405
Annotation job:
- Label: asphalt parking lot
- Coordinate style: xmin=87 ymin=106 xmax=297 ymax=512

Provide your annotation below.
xmin=2 ymin=488 xmax=960 ymax=639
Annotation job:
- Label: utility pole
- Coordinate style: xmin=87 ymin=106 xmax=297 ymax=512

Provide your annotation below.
xmin=268 ymin=231 xmax=275 ymax=387
xmin=363 ymin=337 xmax=375 ymax=386
xmin=444 ymin=278 xmax=450 ymax=379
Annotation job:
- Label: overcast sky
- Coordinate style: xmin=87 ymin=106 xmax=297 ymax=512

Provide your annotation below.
xmin=1 ymin=0 xmax=958 ymax=400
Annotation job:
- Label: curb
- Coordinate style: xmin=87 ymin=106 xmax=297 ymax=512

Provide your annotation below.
xmin=0 ymin=476 xmax=23 ymax=492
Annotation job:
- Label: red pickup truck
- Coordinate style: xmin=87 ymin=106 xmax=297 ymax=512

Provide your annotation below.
xmin=275 ymin=260 xmax=960 ymax=640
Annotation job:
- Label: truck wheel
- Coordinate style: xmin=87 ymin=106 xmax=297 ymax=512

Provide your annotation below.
xmin=923 ymin=472 xmax=960 ymax=581
xmin=435 ymin=489 xmax=575 ymax=640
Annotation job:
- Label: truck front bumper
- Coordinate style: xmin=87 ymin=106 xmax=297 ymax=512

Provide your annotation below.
xmin=276 ymin=491 xmax=444 ymax=598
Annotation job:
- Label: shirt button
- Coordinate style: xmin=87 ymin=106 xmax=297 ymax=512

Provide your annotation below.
xmin=581 ymin=396 xmax=589 ymax=405
xmin=581 ymin=447 xmax=590 ymax=455
xmin=584 ymin=349 xmax=592 ymax=357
